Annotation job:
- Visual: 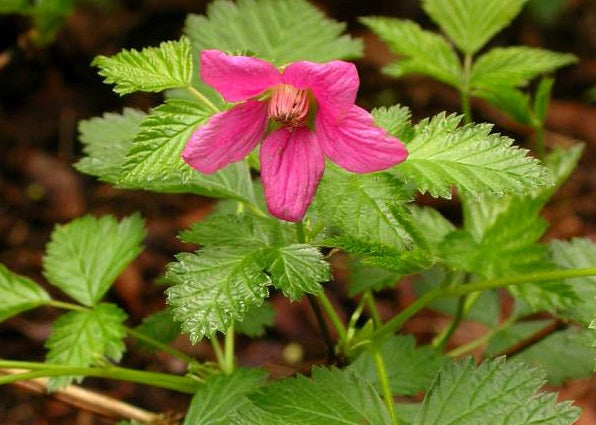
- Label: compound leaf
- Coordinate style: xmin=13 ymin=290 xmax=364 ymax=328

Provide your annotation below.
xmin=185 ymin=0 xmax=362 ymax=66
xmin=45 ymin=303 xmax=127 ymax=391
xmin=414 ymin=357 xmax=580 ymax=425
xmin=184 ymin=368 xmax=267 ymax=425
xmin=43 ymin=214 xmax=145 ymax=307
xmin=422 ymin=0 xmax=527 ymax=54
xmin=117 ymin=99 xmax=255 ymax=202
xmin=76 ymin=108 xmax=146 ymax=182
xmin=166 ymin=248 xmax=271 ymax=342
xmin=237 ymin=367 xmax=392 ymax=425
xmin=265 ymin=244 xmax=329 ymax=300
xmin=470 ymin=47 xmax=576 ymax=90
xmin=93 ymin=37 xmax=192 ymax=95
xmin=0 ymin=263 xmax=50 ymax=323
xmin=396 ymin=113 xmax=548 ymax=198
xmin=314 ymin=166 xmax=412 ymax=249
xmin=361 ymin=17 xmax=461 ymax=88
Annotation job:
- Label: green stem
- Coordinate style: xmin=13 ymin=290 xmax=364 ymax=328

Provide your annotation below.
xmin=46 ymin=300 xmax=199 ymax=369
xmin=125 ymin=327 xmax=199 ymax=369
xmin=371 ymin=345 xmax=398 ymax=425
xmin=365 ymin=291 xmax=383 ymax=328
xmin=210 ymin=337 xmax=226 ymax=370
xmin=224 ymin=325 xmax=235 ymax=374
xmin=295 ymin=220 xmax=306 ymax=243
xmin=317 ymin=291 xmax=348 ymax=345
xmin=533 ymin=123 xmax=546 ymax=160
xmin=447 ymin=315 xmax=516 ymax=357
xmin=372 ymin=267 xmax=596 ymax=342
xmin=443 ymin=268 xmax=596 ymax=296
xmin=461 ymin=53 xmax=473 ymax=124
xmin=432 ymin=294 xmax=466 ymax=350
xmin=0 ymin=361 xmax=198 ymax=393
xmin=187 ymin=85 xmax=220 ymax=114
xmin=373 ymin=288 xmax=443 ymax=341
xmin=46 ymin=300 xmax=87 ymax=312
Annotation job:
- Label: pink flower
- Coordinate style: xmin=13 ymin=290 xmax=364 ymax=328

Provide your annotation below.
xmin=182 ymin=50 xmax=408 ymax=222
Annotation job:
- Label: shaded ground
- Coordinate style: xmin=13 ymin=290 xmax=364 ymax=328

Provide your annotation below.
xmin=0 ymin=0 xmax=594 ymax=424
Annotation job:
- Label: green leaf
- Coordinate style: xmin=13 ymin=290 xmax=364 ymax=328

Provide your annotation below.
xmin=395 ymin=113 xmax=548 ymax=199
xmin=75 ymin=108 xmax=146 ymax=183
xmin=534 ymin=77 xmax=555 ymax=123
xmin=360 ymin=17 xmax=461 ymax=88
xmin=314 ymin=166 xmax=412 ymax=249
xmin=93 ymin=37 xmax=192 ymax=95
xmin=117 ymin=99 xmax=254 ymax=202
xmin=474 ymin=86 xmax=532 ymax=125
xmin=166 ymin=248 xmax=271 ymax=342
xmin=184 ymin=368 xmax=267 ymax=425
xmin=551 ymin=238 xmax=596 ymax=325
xmin=348 ymin=259 xmax=401 ymax=295
xmin=237 ymin=368 xmax=392 ymax=425
xmin=235 ymin=302 xmax=275 ymax=337
xmin=133 ymin=309 xmax=180 ymax=352
xmin=265 ymin=244 xmax=329 ymax=300
xmin=371 ymin=105 xmax=415 ymax=142
xmin=408 ymin=206 xmax=455 ymax=249
xmin=43 ymin=214 xmax=145 ymax=307
xmin=185 ymin=0 xmax=362 ymax=67
xmin=0 ymin=0 xmax=31 ymax=13
xmin=350 ymin=335 xmax=448 ymax=396
xmin=470 ymin=47 xmax=576 ymax=90
xmin=414 ymin=357 xmax=580 ymax=425
xmin=45 ymin=303 xmax=127 ymax=391
xmin=422 ymin=0 xmax=528 ymax=54
xmin=180 ymin=214 xmax=293 ymax=248
xmin=0 ymin=263 xmax=50 ymax=322
xmin=515 ymin=328 xmax=596 ymax=385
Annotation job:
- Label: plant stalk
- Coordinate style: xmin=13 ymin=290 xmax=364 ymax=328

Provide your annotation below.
xmin=461 ymin=53 xmax=473 ymax=124
xmin=186 ymin=85 xmax=220 ymax=114
xmin=372 ymin=267 xmax=596 ymax=342
xmin=0 ymin=361 xmax=198 ymax=393
xmin=224 ymin=325 xmax=235 ymax=374
xmin=371 ymin=345 xmax=399 ymax=425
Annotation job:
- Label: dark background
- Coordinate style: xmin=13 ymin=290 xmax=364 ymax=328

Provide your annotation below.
xmin=0 ymin=1 xmax=594 ymax=424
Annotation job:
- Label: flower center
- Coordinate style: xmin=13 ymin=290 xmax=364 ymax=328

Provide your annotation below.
xmin=268 ymin=84 xmax=309 ymax=128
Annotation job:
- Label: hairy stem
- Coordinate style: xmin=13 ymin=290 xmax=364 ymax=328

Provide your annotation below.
xmin=0 ymin=361 xmax=198 ymax=393
xmin=317 ymin=291 xmax=348 ymax=345
xmin=365 ymin=291 xmax=383 ymax=328
xmin=371 ymin=345 xmax=399 ymax=425
xmin=533 ymin=123 xmax=546 ymax=160
xmin=224 ymin=325 xmax=235 ymax=374
xmin=432 ymin=294 xmax=466 ymax=350
xmin=372 ymin=267 xmax=596 ymax=342
xmin=210 ymin=337 xmax=226 ymax=370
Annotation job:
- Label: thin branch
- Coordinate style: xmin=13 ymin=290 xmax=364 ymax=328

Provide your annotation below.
xmin=0 ymin=368 xmax=163 ymax=424
xmin=496 ymin=319 xmax=567 ymax=358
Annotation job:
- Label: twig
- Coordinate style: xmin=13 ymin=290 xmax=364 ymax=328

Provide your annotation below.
xmin=0 ymin=368 xmax=164 ymax=424
xmin=495 ymin=320 xmax=567 ymax=358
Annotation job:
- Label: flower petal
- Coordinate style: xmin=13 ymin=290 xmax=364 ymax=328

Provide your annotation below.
xmin=200 ymin=50 xmax=282 ymax=102
xmin=282 ymin=60 xmax=359 ymax=122
xmin=260 ymin=127 xmax=325 ymax=222
xmin=182 ymin=100 xmax=268 ymax=174
xmin=316 ymin=105 xmax=408 ymax=173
